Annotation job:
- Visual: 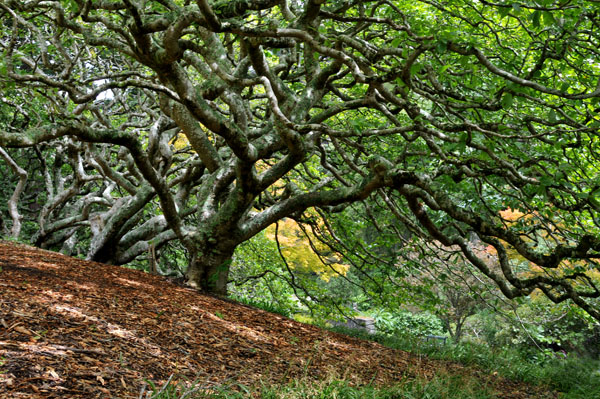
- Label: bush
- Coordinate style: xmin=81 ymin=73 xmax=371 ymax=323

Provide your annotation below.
xmin=370 ymin=309 xmax=444 ymax=338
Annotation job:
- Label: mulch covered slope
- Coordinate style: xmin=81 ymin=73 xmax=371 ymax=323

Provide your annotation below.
xmin=0 ymin=242 xmax=555 ymax=398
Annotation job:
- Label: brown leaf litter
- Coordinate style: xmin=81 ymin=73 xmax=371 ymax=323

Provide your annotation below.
xmin=0 ymin=242 xmax=556 ymax=398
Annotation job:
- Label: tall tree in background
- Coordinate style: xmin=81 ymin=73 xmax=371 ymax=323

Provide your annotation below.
xmin=0 ymin=0 xmax=600 ymax=321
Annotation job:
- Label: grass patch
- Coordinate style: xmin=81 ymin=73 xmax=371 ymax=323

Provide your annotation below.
xmin=326 ymin=325 xmax=600 ymax=399
xmin=146 ymin=373 xmax=495 ymax=399
xmin=229 ymin=295 xmax=292 ymax=318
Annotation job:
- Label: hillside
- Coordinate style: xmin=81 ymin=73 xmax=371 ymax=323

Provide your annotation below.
xmin=0 ymin=242 xmax=555 ymax=398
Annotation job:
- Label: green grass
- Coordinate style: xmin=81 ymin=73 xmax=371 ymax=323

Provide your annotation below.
xmin=416 ymin=341 xmax=600 ymax=398
xmin=229 ymin=295 xmax=292 ymax=318
xmin=146 ymin=373 xmax=496 ymax=399
xmin=326 ymin=325 xmax=600 ymax=399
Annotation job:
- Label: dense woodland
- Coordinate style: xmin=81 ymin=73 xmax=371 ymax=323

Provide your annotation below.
xmin=1 ymin=0 xmax=600 ymax=378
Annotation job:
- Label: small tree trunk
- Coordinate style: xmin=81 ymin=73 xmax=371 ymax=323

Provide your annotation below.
xmin=0 ymin=147 xmax=28 ymax=239
xmin=0 ymin=213 xmax=6 ymax=236
xmin=60 ymin=229 xmax=79 ymax=255
xmin=454 ymin=321 xmax=464 ymax=343
xmin=186 ymin=247 xmax=233 ymax=295
xmin=148 ymin=242 xmax=158 ymax=274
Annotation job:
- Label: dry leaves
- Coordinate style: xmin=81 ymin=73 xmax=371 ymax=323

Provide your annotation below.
xmin=0 ymin=242 xmax=556 ymax=398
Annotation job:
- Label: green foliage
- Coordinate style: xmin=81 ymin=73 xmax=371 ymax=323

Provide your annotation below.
xmin=229 ymin=230 xmax=361 ymax=322
xmin=228 ymin=232 xmax=302 ymax=316
xmin=370 ymin=309 xmax=444 ymax=338
xmin=156 ymin=241 xmax=189 ymax=277
xmin=147 ymin=374 xmax=496 ymax=399
xmin=214 ymin=311 xmax=224 ymax=319
xmin=328 ymin=326 xmax=600 ymax=398
xmin=229 ymin=295 xmax=292 ymax=318
xmin=473 ymin=298 xmax=600 ymax=359
xmin=424 ymin=343 xmax=600 ymax=399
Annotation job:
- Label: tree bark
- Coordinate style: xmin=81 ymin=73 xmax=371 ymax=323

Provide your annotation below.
xmin=186 ymin=246 xmax=234 ymax=295
xmin=0 ymin=147 xmax=28 ymax=239
xmin=453 ymin=320 xmax=464 ymax=343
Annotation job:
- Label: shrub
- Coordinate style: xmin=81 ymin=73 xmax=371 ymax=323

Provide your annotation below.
xmin=370 ymin=309 xmax=444 ymax=338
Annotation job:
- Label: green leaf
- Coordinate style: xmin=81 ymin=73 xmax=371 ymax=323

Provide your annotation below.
xmin=531 ymin=10 xmax=541 ymax=28
xmin=457 ymin=132 xmax=467 ymax=152
xmin=436 ymin=40 xmax=447 ymax=54
xmin=391 ymin=37 xmax=402 ymax=48
xmin=410 ymin=63 xmax=423 ymax=75
xmin=501 ymin=92 xmax=514 ymax=109
xmin=542 ymin=11 xmax=556 ymax=27
xmin=65 ymin=0 xmax=79 ymax=13
xmin=498 ymin=6 xmax=511 ymax=19
xmin=539 ymin=176 xmax=553 ymax=187
xmin=440 ymin=64 xmax=452 ymax=74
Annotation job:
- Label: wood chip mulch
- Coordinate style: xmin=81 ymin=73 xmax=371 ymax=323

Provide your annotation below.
xmin=0 ymin=242 xmax=557 ymax=398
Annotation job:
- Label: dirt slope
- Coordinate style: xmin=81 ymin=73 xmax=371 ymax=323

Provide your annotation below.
xmin=0 ymin=242 xmax=555 ymax=398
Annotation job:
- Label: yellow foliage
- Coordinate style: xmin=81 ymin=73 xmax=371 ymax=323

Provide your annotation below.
xmin=498 ymin=208 xmax=528 ymax=222
xmin=255 ymin=160 xmax=286 ymax=196
xmin=265 ymin=218 xmax=349 ymax=282
xmin=496 ymin=208 xmax=600 ymax=287
xmin=169 ymin=133 xmax=190 ymax=150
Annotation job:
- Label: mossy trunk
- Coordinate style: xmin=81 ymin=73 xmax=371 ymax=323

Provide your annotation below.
xmin=185 ymin=247 xmax=233 ymax=295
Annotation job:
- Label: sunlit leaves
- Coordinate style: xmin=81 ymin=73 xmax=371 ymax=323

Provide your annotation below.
xmin=265 ymin=219 xmax=349 ymax=282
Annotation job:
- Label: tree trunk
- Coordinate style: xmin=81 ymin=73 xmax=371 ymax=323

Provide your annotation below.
xmin=453 ymin=320 xmax=464 ymax=343
xmin=186 ymin=247 xmax=233 ymax=295
xmin=0 ymin=147 xmax=27 ymax=239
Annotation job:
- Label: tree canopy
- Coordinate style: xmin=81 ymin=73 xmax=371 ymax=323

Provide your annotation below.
xmin=1 ymin=0 xmax=599 ymax=320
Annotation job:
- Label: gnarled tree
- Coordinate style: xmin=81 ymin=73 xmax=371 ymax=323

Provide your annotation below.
xmin=1 ymin=0 xmax=599 ymax=320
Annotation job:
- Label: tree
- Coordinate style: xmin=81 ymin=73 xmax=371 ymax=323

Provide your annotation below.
xmin=400 ymin=240 xmax=494 ymax=342
xmin=1 ymin=0 xmax=600 ymax=321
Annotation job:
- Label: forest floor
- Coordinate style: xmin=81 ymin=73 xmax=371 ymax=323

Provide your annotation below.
xmin=0 ymin=242 xmax=557 ymax=398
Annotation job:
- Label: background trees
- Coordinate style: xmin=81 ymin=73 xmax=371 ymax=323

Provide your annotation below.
xmin=0 ymin=0 xmax=599 ymax=324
